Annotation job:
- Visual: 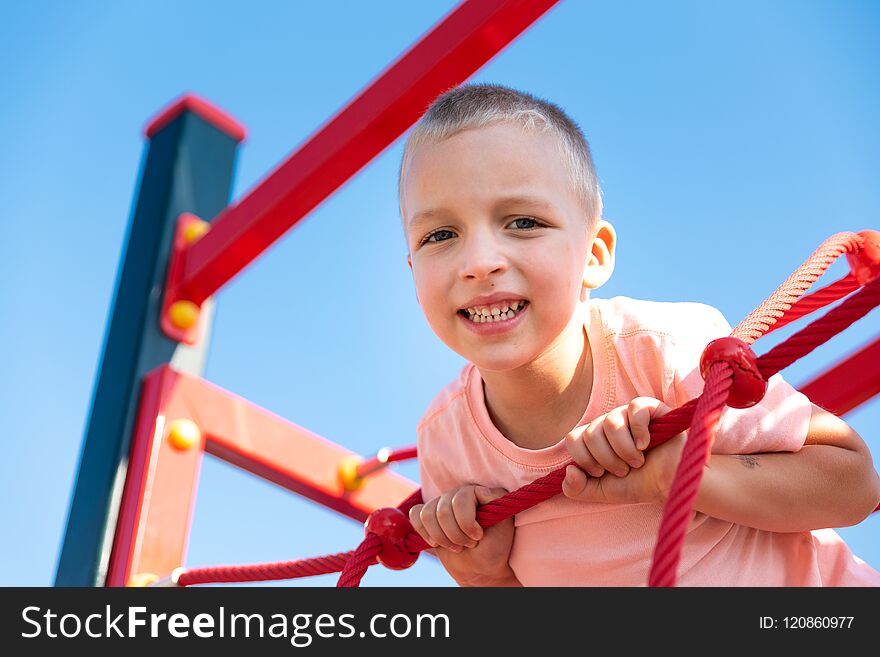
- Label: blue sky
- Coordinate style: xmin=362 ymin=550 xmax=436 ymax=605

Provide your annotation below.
xmin=1 ymin=0 xmax=878 ymax=587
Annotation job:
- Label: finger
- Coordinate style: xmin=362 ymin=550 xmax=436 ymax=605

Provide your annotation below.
xmin=627 ymin=398 xmax=658 ymax=451
xmin=407 ymin=505 xmax=434 ymax=547
xmin=473 ymin=486 xmax=510 ymax=505
xmin=418 ymin=498 xmax=458 ymax=551
xmin=646 ymin=399 xmax=675 ymax=437
xmin=565 ymin=429 xmax=605 ymax=477
xmin=653 ymin=399 xmax=673 ymax=416
xmin=585 ymin=416 xmax=630 ymax=477
xmin=451 ymin=487 xmax=482 ymax=544
xmin=473 ymin=486 xmax=512 ymax=528
xmin=603 ymin=407 xmax=643 ymax=469
xmin=436 ymin=492 xmax=475 ymax=549
xmin=561 ymin=464 xmax=590 ymax=500
xmin=627 ymin=397 xmax=672 ymax=450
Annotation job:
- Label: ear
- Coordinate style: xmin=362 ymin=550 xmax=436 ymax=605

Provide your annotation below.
xmin=582 ymin=219 xmax=616 ymax=290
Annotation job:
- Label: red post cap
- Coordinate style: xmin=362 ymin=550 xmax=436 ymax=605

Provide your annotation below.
xmin=364 ymin=508 xmax=419 ymax=571
xmin=846 ymin=230 xmax=880 ymax=286
xmin=699 ymin=336 xmax=768 ymax=409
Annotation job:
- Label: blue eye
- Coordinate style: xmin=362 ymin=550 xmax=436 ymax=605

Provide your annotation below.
xmin=421 ymin=229 xmax=455 ymax=245
xmin=510 ymin=217 xmax=538 ymax=229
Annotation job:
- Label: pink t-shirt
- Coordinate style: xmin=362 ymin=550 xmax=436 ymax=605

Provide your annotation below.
xmin=417 ymin=296 xmax=880 ymax=586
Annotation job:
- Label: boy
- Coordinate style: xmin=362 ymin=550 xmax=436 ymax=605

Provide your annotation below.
xmin=400 ymin=83 xmax=880 ymax=586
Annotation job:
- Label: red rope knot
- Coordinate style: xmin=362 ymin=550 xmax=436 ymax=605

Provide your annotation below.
xmin=364 ymin=507 xmax=419 ymax=570
xmin=846 ymin=229 xmax=880 ymax=286
xmin=699 ymin=336 xmax=767 ymax=408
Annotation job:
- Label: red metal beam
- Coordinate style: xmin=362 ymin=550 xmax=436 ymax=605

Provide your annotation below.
xmin=798 ymin=336 xmax=880 ymax=416
xmin=172 ymin=0 xmax=559 ymax=306
xmin=106 ymin=365 xmax=417 ymax=586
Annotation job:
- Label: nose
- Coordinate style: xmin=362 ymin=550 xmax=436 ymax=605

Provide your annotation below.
xmin=459 ymin=228 xmax=508 ymax=282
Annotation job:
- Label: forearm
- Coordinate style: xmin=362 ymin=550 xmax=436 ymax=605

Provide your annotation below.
xmin=694 ymin=445 xmax=880 ymax=533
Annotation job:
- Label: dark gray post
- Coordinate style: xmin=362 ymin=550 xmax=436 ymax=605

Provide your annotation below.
xmin=55 ymin=98 xmax=244 ymax=586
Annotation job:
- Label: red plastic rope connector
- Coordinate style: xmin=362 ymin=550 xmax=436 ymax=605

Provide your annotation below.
xmin=364 ymin=507 xmax=419 ymax=570
xmin=699 ymin=336 xmax=767 ymax=408
xmin=846 ymin=229 xmax=880 ymax=285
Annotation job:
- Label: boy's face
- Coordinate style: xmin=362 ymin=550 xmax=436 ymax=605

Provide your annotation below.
xmin=402 ymin=122 xmax=612 ymax=372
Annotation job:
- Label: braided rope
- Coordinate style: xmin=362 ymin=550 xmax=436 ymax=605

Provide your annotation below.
xmin=763 ymin=273 xmax=858 ymax=336
xmin=648 ymin=364 xmax=732 ymax=586
xmin=733 ymin=232 xmax=861 ymax=344
xmin=647 ymin=232 xmax=867 ymax=586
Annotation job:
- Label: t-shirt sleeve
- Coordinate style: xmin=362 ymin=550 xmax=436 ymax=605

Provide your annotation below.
xmin=664 ymin=303 xmax=812 ymax=454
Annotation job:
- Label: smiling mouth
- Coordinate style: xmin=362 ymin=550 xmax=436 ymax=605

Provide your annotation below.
xmin=457 ymin=300 xmax=529 ymax=323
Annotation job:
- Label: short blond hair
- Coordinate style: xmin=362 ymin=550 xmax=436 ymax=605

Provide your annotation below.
xmin=398 ymin=83 xmax=602 ymax=233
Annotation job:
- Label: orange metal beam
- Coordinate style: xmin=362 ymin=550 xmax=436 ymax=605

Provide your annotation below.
xmin=106 ymin=365 xmax=417 ymax=586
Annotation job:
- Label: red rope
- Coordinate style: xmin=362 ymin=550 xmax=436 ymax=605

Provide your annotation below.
xmin=733 ymin=232 xmax=861 ymax=344
xmin=386 ymin=446 xmax=418 ymax=464
xmin=648 ymin=232 xmax=870 ymax=587
xmin=171 ymin=232 xmax=878 ymax=588
xmin=763 ymin=273 xmax=859 ymax=336
xmin=177 ymin=552 xmax=354 ymax=586
xmin=757 ymin=277 xmax=880 ymax=377
xmin=355 ymin=445 xmax=418 ymax=479
xmin=177 ymin=490 xmax=428 ymax=587
xmin=335 ymin=534 xmax=382 ymax=588
xmin=648 ymin=364 xmax=732 ymax=586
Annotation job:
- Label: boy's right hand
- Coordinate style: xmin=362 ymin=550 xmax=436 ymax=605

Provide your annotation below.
xmin=408 ymin=485 xmax=518 ymax=586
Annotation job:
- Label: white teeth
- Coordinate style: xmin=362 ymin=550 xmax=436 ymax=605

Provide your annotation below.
xmin=464 ymin=300 xmax=527 ymax=323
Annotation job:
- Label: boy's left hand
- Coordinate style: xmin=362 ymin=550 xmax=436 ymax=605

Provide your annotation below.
xmin=562 ymin=397 xmax=688 ymax=505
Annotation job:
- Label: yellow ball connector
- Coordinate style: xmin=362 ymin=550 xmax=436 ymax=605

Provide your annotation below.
xmin=338 ymin=455 xmax=364 ymax=492
xmin=168 ymin=300 xmax=200 ymax=330
xmin=183 ymin=219 xmax=210 ymax=245
xmin=168 ymin=418 xmax=201 ymax=451
xmin=126 ymin=572 xmax=159 ymax=587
